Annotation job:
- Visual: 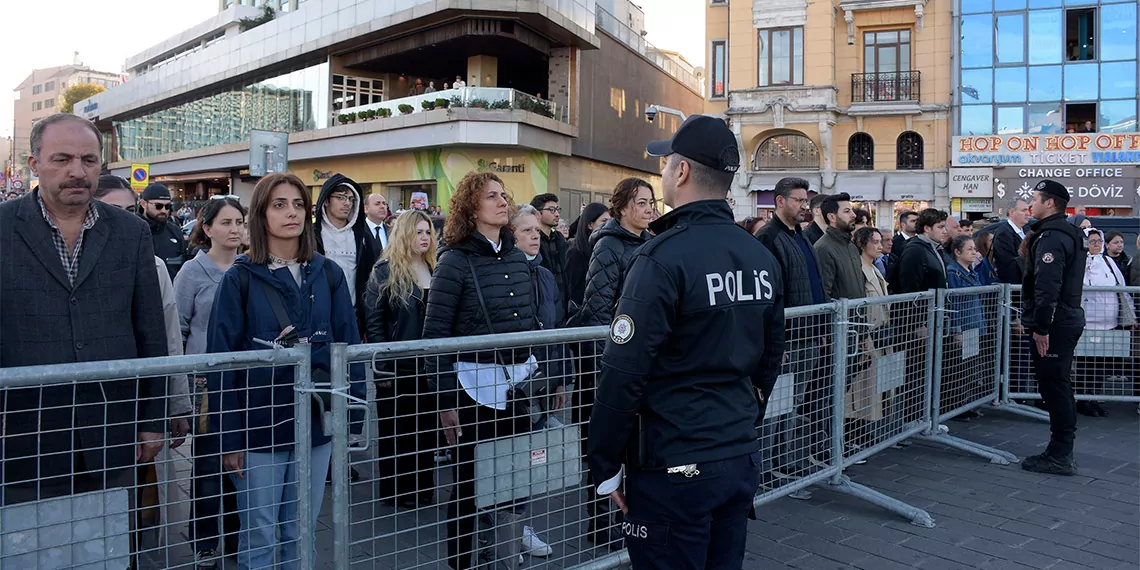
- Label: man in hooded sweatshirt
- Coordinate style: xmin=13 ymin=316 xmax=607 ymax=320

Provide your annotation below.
xmin=315 ymin=174 xmax=380 ymax=335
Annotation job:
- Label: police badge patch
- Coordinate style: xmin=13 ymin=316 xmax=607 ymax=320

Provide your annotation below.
xmin=1042 ymin=252 xmax=1054 ymax=263
xmin=611 ymin=315 xmax=635 ymax=344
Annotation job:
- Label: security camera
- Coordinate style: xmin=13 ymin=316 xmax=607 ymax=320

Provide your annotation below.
xmin=645 ymin=106 xmax=658 ymax=123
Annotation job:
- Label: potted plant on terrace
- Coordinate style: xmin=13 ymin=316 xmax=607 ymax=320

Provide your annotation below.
xmin=489 ymin=99 xmax=511 ymax=110
xmin=470 ymin=98 xmax=489 ymax=109
xmin=435 ymin=98 xmax=449 ymax=109
xmin=398 ymin=104 xmax=414 ymax=115
xmin=337 ymin=113 xmax=351 ymax=125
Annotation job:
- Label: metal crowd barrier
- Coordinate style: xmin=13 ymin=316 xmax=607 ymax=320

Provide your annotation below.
xmin=14 ymin=284 xmax=1133 ymax=568
xmin=1001 ymin=285 xmax=1140 ymax=423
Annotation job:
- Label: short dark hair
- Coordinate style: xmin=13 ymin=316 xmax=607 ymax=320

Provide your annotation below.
xmin=774 ymin=177 xmax=810 ymax=201
xmin=809 ymin=193 xmax=829 ymax=211
xmin=820 ymin=193 xmax=851 ymax=225
xmin=853 ymin=208 xmax=871 ymax=226
xmin=959 ymin=219 xmax=974 ymax=230
xmin=1041 ymin=194 xmax=1069 ymax=213
xmin=898 ymin=210 xmax=917 ymax=224
xmin=1105 ymin=231 xmax=1124 ymax=246
xmin=950 ymin=234 xmax=975 ymax=258
xmin=530 ymin=193 xmax=558 ymax=209
xmin=31 ymin=113 xmax=103 ymax=160
xmin=853 ymin=226 xmax=882 ymax=251
xmin=609 ymin=178 xmax=654 ymax=219
xmin=94 ymin=174 xmax=132 ymax=199
xmin=916 ymin=208 xmax=949 ymax=235
xmin=676 ymin=154 xmax=735 ymax=195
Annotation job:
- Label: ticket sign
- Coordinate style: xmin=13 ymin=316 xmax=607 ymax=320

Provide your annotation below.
xmin=953 ymin=133 xmax=1140 ymax=167
xmin=130 ymin=164 xmax=150 ymax=191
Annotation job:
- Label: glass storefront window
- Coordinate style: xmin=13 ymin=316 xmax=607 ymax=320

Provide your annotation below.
xmin=995 ymin=0 xmax=1026 ymax=9
xmin=962 ymin=0 xmax=992 ymax=14
xmin=962 ymin=105 xmax=995 ymax=135
xmin=1101 ymin=62 xmax=1137 ymax=99
xmin=1028 ymin=102 xmax=1064 ymax=134
xmin=1028 ymin=65 xmax=1062 ymax=101
xmin=997 ymin=14 xmax=1026 ymax=64
xmin=114 ymin=62 xmax=330 ymax=162
xmin=1063 ymin=63 xmax=1098 ymax=100
xmin=997 ymin=106 xmax=1026 ymax=133
xmin=1101 ymin=2 xmax=1137 ymax=61
xmin=994 ymin=67 xmax=1027 ymax=102
xmin=962 ymin=68 xmax=994 ymax=103
xmin=1099 ymin=100 xmax=1138 ymax=133
xmin=1028 ymin=9 xmax=1062 ymax=65
xmin=962 ymin=15 xmax=995 ymax=68
xmin=1028 ymin=0 xmax=1061 ymax=7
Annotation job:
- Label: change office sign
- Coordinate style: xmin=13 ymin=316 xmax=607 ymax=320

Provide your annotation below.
xmin=993 ymin=166 xmax=1140 ymax=208
xmin=953 ymin=134 xmax=1140 ymax=167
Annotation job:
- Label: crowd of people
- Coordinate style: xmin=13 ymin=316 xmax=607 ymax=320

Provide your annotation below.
xmin=1 ymin=112 xmax=1138 ymax=569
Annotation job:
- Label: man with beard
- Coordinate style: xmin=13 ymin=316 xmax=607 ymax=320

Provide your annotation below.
xmin=139 ymin=183 xmax=189 ymax=281
xmin=814 ymin=193 xmax=865 ymax=301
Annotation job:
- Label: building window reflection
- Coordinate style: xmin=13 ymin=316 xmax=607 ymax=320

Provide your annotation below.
xmin=113 ymin=62 xmax=330 ymax=162
xmin=848 ymin=133 xmax=874 ymax=170
xmin=1065 ymin=8 xmax=1097 ymax=61
xmin=753 ymin=133 xmax=819 ymax=170
xmin=1100 ymin=3 xmax=1137 ymax=61
xmin=896 ymin=131 xmax=923 ymax=170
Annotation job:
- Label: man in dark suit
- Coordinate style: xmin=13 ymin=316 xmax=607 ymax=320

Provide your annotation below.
xmin=0 ymin=114 xmax=168 ymax=505
xmin=993 ymin=197 xmax=1031 ymax=284
xmin=887 ymin=210 xmax=917 ymax=292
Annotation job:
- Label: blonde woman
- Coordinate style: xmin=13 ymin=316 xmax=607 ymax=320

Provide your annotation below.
xmin=363 ymin=210 xmax=438 ymax=508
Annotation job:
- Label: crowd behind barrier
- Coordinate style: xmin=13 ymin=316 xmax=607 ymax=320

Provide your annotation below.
xmin=0 ymin=285 xmax=1137 ymax=569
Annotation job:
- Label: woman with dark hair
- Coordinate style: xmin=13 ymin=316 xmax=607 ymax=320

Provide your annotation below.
xmin=973 ymin=230 xmax=999 ymax=285
xmin=1104 ymin=231 xmax=1132 ymax=285
xmin=207 ymin=173 xmax=365 ymax=570
xmin=944 ymin=234 xmax=991 ymax=420
xmin=364 ymin=210 xmax=438 ymax=509
xmin=572 ymin=177 xmax=655 ymax=547
xmin=564 ymin=202 xmax=611 ymax=309
xmin=422 ymin=172 xmax=545 ymax=569
xmin=173 ymin=196 xmax=246 ymax=567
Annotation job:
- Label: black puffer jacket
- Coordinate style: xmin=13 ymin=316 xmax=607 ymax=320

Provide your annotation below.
xmin=539 ymin=229 xmax=570 ymax=313
xmin=575 ymin=218 xmax=651 ymax=328
xmin=422 ymin=229 xmax=538 ymax=410
xmin=363 ymin=259 xmax=426 ymax=376
xmin=756 ymin=216 xmax=822 ymax=309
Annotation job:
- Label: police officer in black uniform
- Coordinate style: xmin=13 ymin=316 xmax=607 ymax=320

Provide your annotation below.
xmin=1021 ymin=179 xmax=1085 ymax=476
xmin=587 ymin=115 xmax=786 ymax=569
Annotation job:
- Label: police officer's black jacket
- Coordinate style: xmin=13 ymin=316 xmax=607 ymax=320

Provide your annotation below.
xmin=422 ymin=229 xmax=538 ymax=411
xmin=144 ymin=213 xmax=188 ymax=281
xmin=575 ymin=218 xmax=651 ymax=329
xmin=1021 ymin=212 xmax=1085 ymax=335
xmin=587 ymin=200 xmax=786 ymax=487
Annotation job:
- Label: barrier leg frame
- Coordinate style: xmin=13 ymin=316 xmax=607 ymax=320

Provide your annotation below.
xmin=828 ymin=474 xmax=936 ymax=528
xmin=911 ymin=430 xmax=1018 ymax=465
xmin=994 ymin=399 xmax=1052 ymax=422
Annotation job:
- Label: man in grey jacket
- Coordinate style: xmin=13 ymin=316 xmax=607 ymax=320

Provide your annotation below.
xmin=0 ymin=114 xmax=168 ymax=504
xmin=814 ymin=193 xmax=866 ymax=301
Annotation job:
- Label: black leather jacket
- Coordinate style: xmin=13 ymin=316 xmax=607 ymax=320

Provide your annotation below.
xmin=363 ymin=259 xmax=427 ymax=376
xmin=1022 ymin=213 xmax=1085 ymax=334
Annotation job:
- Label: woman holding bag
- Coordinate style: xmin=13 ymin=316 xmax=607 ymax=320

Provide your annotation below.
xmin=207 ymin=173 xmax=365 ymax=570
xmin=422 ymin=172 xmax=544 ymax=569
xmin=363 ymin=210 xmax=438 ymax=508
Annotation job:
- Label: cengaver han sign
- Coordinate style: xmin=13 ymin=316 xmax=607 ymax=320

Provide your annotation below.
xmin=993 ymin=166 xmax=1140 ymax=208
xmin=949 ymin=167 xmax=994 ymax=198
xmin=953 ymin=133 xmax=1140 ymax=167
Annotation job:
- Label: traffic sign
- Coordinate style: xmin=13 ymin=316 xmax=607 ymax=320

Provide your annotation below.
xmin=12 ymin=180 xmax=23 ymax=190
xmin=130 ymin=164 xmax=150 ymax=191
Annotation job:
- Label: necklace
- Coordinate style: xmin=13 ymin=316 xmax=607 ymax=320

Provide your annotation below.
xmin=269 ymin=254 xmax=298 ymax=266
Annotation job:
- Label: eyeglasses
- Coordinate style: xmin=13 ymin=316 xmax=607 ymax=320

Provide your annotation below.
xmin=541 ymin=206 xmax=562 ymax=213
xmin=332 ymin=194 xmax=357 ymax=205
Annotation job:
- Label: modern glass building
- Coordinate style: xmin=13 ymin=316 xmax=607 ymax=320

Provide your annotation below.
xmin=957 ymin=0 xmax=1138 ymax=136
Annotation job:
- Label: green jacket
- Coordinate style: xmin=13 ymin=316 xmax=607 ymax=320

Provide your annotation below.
xmin=814 ymin=226 xmax=867 ymax=301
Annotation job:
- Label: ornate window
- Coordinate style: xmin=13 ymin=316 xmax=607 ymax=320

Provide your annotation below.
xmin=753 ymin=133 xmax=820 ymax=170
xmin=848 ymin=133 xmax=874 ymax=170
xmin=896 ymin=131 xmax=924 ymax=170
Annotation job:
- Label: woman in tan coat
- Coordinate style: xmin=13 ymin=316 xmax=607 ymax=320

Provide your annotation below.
xmin=848 ymin=228 xmax=891 ymax=455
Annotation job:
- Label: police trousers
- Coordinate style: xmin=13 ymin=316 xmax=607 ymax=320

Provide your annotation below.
xmin=1029 ymin=325 xmax=1082 ymax=457
xmin=623 ymin=452 xmax=760 ymax=570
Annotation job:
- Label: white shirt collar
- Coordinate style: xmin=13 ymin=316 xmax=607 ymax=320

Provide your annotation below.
xmin=487 ymin=236 xmax=502 ymax=253
xmin=1007 ymin=218 xmax=1025 ymax=238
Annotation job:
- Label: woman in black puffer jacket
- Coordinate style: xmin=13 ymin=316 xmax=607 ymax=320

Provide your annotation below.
xmin=572 ymin=177 xmax=656 ymax=547
xmin=564 ymin=202 xmax=612 ymax=310
xmin=422 ymin=172 xmax=540 ymax=570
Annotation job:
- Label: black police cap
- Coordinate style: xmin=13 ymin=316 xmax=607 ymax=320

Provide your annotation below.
xmin=1034 ymin=179 xmax=1070 ymax=203
xmin=646 ymin=115 xmax=740 ymax=174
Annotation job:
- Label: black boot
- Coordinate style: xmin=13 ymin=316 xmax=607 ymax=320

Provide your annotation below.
xmin=1022 ymin=452 xmax=1078 ymax=476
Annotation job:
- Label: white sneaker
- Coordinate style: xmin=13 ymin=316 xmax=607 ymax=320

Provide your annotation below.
xmin=522 ymin=525 xmax=552 ymax=557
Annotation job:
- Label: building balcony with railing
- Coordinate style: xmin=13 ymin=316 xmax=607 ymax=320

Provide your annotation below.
xmin=847 ymin=70 xmax=923 ymax=116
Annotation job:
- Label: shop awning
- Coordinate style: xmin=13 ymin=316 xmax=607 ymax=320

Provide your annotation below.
xmin=884 ymin=172 xmax=935 ymax=201
xmin=748 ymin=172 xmax=822 ymax=193
xmin=834 ymin=172 xmax=885 ymax=201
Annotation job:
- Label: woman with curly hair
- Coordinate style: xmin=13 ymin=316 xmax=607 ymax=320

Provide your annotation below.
xmin=364 ymin=210 xmax=439 ymax=508
xmin=422 ymin=172 xmax=550 ymax=568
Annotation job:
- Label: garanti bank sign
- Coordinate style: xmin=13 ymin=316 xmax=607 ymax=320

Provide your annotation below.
xmin=953 ymin=133 xmax=1140 ymax=167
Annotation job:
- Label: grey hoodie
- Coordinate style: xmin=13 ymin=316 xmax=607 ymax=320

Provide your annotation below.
xmin=173 ymin=249 xmax=227 ymax=356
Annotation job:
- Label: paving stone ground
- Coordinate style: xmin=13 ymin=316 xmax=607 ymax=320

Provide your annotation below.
xmin=131 ymin=402 xmax=1138 ymax=569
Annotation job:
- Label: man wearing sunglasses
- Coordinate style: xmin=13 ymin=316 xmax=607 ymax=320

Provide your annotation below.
xmin=140 ymin=183 xmax=189 ymax=281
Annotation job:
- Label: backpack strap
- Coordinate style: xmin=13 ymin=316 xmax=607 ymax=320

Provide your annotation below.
xmin=239 ymin=262 xmax=338 ymax=330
